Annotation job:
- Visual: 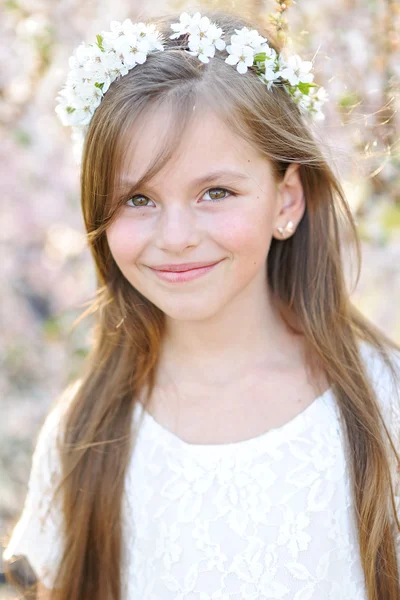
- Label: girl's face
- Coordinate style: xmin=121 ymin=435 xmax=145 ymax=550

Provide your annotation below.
xmin=106 ymin=107 xmax=304 ymax=321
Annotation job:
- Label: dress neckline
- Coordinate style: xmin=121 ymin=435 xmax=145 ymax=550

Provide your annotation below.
xmin=133 ymin=386 xmax=335 ymax=454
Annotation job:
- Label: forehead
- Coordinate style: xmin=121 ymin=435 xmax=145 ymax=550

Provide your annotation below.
xmin=119 ymin=104 xmax=273 ymax=189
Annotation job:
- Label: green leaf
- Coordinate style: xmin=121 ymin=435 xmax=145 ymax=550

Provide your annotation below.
xmin=96 ymin=34 xmax=105 ymax=52
xmin=94 ymin=82 xmax=104 ymax=90
xmin=297 ymin=82 xmax=317 ymax=95
xmin=66 ymin=106 xmax=76 ymax=114
xmin=254 ymin=52 xmax=267 ymax=63
xmin=338 ymin=91 xmax=360 ymax=109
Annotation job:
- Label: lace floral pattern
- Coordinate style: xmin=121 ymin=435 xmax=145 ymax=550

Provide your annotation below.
xmin=121 ymin=387 xmax=366 ymax=599
xmin=3 ymin=342 xmax=400 ymax=598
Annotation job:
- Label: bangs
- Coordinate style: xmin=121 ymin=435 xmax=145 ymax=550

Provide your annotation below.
xmin=107 ymin=88 xmax=203 ymax=221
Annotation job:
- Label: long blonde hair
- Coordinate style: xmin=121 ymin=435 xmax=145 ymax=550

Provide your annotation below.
xmin=5 ymin=9 xmax=400 ymax=599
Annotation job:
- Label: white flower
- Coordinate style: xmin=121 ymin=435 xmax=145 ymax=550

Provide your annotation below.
xmin=68 ymin=42 xmax=100 ymax=71
xmin=189 ymin=20 xmax=225 ymax=51
xmin=225 ymin=43 xmax=255 ymax=74
xmin=187 ymin=37 xmax=216 ymax=63
xmin=278 ymin=54 xmax=314 ymax=86
xmin=74 ymin=81 xmax=103 ymax=105
xmin=121 ymin=19 xmax=146 ymax=38
xmin=113 ymin=35 xmax=150 ymax=67
xmin=169 ymin=12 xmax=201 ymax=39
xmin=83 ymin=49 xmax=124 ymax=89
xmin=171 ymin=12 xmax=226 ymax=61
xmin=290 ymin=86 xmax=327 ymax=120
xmin=190 ymin=15 xmax=212 ymax=37
xmin=231 ymin=27 xmax=268 ymax=53
xmin=170 ymin=12 xmax=226 ymax=64
xmin=313 ymin=86 xmax=328 ymax=105
xmin=127 ymin=22 xmax=164 ymax=52
xmin=271 ymin=54 xmax=291 ymax=82
xmin=101 ymin=19 xmax=125 ymax=42
xmin=67 ymin=67 xmax=92 ymax=88
xmin=258 ymin=62 xmax=280 ymax=89
xmin=56 ymin=85 xmax=101 ymax=126
xmin=255 ymin=44 xmax=277 ymax=63
xmin=56 ymin=18 xmax=165 ymax=130
xmin=255 ymin=46 xmax=279 ymax=88
xmin=101 ymin=20 xmax=164 ymax=54
xmin=203 ymin=23 xmax=226 ymax=51
xmin=101 ymin=19 xmax=146 ymax=45
xmin=145 ymin=30 xmax=164 ymax=53
xmin=99 ymin=51 xmax=127 ymax=84
xmin=67 ymin=42 xmax=125 ymax=91
xmin=293 ymin=88 xmax=312 ymax=110
xmin=56 ymin=12 xmax=327 ymax=138
xmin=309 ymin=87 xmax=328 ymax=120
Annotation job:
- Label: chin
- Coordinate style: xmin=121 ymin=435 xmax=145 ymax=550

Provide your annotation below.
xmin=150 ymin=294 xmax=226 ymax=322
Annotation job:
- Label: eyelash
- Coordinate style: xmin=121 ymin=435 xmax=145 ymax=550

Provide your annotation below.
xmin=125 ymin=187 xmax=236 ymax=209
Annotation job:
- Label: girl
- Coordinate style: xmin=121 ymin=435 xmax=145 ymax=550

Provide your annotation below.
xmin=3 ymin=8 xmax=400 ymax=600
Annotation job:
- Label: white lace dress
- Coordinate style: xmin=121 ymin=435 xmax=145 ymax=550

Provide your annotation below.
xmin=3 ymin=341 xmax=400 ymax=599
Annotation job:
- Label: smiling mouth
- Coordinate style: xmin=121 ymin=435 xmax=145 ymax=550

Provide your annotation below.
xmin=148 ymin=260 xmax=222 ymax=283
xmin=149 ymin=260 xmax=222 ymax=272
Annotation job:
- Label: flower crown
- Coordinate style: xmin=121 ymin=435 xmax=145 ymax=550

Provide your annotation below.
xmin=55 ymin=12 xmax=328 ymax=145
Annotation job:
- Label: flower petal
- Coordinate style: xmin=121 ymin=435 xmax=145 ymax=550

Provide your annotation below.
xmin=225 ymin=54 xmax=239 ymax=66
xmin=237 ymin=61 xmax=248 ymax=74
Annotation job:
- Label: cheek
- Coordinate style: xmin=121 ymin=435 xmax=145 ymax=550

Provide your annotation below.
xmin=106 ymin=217 xmax=147 ymax=265
xmin=215 ymin=203 xmax=274 ymax=258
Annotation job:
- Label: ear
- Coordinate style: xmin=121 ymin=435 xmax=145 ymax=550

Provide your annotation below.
xmin=273 ymin=163 xmax=305 ymax=240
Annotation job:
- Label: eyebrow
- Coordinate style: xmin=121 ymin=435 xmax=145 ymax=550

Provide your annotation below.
xmin=120 ymin=169 xmax=252 ymax=191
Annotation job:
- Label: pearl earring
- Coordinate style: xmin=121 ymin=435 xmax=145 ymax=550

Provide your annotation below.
xmin=276 ymin=220 xmax=295 ymax=237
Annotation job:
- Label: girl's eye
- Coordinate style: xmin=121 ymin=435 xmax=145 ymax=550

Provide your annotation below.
xmin=203 ymin=188 xmax=233 ymax=202
xmin=125 ymin=195 xmax=154 ymax=208
xmin=125 ymin=187 xmax=234 ymax=208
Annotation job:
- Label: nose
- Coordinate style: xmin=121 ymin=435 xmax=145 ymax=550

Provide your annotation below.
xmin=155 ymin=204 xmax=201 ymax=252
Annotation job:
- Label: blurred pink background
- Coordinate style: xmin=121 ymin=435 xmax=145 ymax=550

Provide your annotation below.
xmin=1 ymin=0 xmax=399 ymax=595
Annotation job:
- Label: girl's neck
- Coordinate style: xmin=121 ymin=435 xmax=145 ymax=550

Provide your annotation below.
xmin=158 ymin=277 xmax=304 ymax=387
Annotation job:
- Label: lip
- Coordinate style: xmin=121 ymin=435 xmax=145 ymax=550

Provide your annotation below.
xmin=148 ymin=259 xmax=222 ymax=283
xmin=149 ymin=261 xmax=221 ymax=272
